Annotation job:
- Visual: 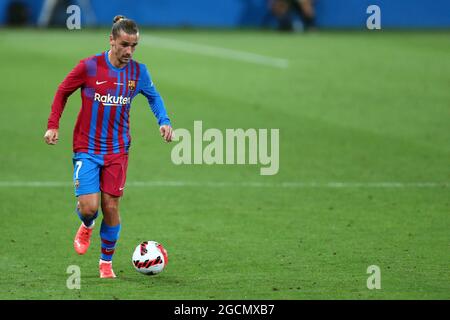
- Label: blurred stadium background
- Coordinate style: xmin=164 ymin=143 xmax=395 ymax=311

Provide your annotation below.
xmin=0 ymin=0 xmax=449 ymax=300
xmin=1 ymin=0 xmax=450 ymax=29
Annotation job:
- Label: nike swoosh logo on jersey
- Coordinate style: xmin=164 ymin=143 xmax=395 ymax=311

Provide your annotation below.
xmin=96 ymin=80 xmax=107 ymax=85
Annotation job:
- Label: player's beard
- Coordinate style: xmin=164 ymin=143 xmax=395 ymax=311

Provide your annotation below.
xmin=120 ymin=54 xmax=131 ymax=64
xmin=111 ymin=47 xmax=131 ymax=65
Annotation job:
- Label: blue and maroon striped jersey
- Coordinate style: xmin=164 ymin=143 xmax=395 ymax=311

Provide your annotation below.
xmin=47 ymin=51 xmax=171 ymax=154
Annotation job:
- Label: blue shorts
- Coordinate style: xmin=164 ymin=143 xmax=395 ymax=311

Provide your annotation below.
xmin=72 ymin=152 xmax=129 ymax=197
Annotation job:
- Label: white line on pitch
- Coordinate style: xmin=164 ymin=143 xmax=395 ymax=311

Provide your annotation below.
xmin=141 ymin=36 xmax=289 ymax=69
xmin=0 ymin=181 xmax=448 ymax=188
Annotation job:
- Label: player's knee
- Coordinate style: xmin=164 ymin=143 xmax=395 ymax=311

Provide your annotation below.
xmin=79 ymin=207 xmax=98 ymax=217
xmin=77 ymin=201 xmax=98 ymax=216
xmin=102 ymin=201 xmax=119 ymax=215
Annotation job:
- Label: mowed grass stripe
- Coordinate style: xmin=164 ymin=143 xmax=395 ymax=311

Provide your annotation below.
xmin=0 ymin=181 xmax=448 ymax=188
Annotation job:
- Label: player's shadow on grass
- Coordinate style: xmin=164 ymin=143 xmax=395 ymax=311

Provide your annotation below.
xmin=118 ymin=273 xmax=183 ymax=286
xmin=82 ymin=273 xmax=183 ymax=288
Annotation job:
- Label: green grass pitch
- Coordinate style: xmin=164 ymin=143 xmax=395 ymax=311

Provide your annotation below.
xmin=0 ymin=28 xmax=449 ymax=299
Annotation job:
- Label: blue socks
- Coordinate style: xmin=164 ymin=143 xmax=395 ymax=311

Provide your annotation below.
xmin=75 ymin=206 xmax=120 ymax=262
xmin=76 ymin=208 xmax=98 ymax=228
xmin=100 ymin=220 xmax=121 ymax=261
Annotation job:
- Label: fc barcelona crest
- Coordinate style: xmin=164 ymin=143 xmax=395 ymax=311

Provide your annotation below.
xmin=128 ymin=80 xmax=136 ymax=91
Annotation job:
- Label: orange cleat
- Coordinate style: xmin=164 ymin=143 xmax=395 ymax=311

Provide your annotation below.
xmin=99 ymin=260 xmax=116 ymax=278
xmin=73 ymin=223 xmax=93 ymax=255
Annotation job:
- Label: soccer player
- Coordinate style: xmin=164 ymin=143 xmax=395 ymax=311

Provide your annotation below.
xmin=44 ymin=15 xmax=173 ymax=278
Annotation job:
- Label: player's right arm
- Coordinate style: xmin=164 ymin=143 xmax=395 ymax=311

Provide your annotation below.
xmin=44 ymin=60 xmax=86 ymax=145
xmin=44 ymin=128 xmax=59 ymax=145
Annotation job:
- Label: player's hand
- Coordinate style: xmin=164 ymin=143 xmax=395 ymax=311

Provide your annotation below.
xmin=159 ymin=125 xmax=174 ymax=143
xmin=44 ymin=129 xmax=59 ymax=145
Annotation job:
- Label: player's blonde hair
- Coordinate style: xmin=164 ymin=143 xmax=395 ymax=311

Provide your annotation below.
xmin=111 ymin=15 xmax=139 ymax=39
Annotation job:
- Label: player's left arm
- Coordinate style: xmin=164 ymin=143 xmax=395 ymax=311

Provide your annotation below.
xmin=139 ymin=64 xmax=173 ymax=143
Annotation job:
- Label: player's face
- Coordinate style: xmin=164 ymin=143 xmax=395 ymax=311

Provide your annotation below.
xmin=110 ymin=31 xmax=139 ymax=65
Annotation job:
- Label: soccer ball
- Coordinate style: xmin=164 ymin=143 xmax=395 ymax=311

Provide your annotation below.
xmin=132 ymin=241 xmax=168 ymax=275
